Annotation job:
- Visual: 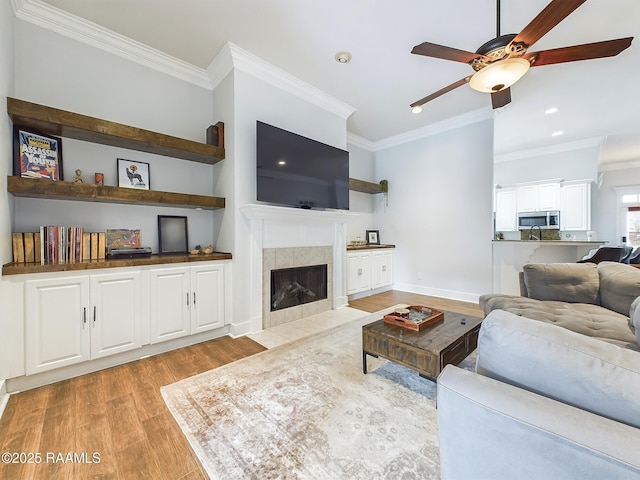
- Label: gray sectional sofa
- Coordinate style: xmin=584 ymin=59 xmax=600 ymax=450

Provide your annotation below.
xmin=479 ymin=261 xmax=640 ymax=349
xmin=436 ymin=261 xmax=640 ymax=479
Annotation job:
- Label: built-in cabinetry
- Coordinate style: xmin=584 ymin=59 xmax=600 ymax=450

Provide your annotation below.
xmin=560 ymin=181 xmax=592 ymax=231
xmin=516 ymin=181 xmax=560 ymax=212
xmin=494 ymin=188 xmax=518 ymax=232
xmin=25 ymin=269 xmax=142 ymax=375
xmin=149 ymin=263 xmax=224 ymax=344
xmin=346 ymin=246 xmax=394 ymax=296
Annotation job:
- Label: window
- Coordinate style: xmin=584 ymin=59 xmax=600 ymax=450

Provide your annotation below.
xmin=627 ymin=206 xmax=640 ymax=247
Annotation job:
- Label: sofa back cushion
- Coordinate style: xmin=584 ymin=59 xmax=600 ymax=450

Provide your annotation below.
xmin=476 ymin=309 xmax=640 ymax=429
xmin=522 ymin=263 xmax=599 ymax=304
xmin=598 ymin=261 xmax=640 ymax=316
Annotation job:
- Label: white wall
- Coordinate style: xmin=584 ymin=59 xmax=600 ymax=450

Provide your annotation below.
xmin=597 ymin=166 xmax=640 ymax=243
xmin=346 ymin=142 xmax=376 ymax=243
xmin=0 ymin=0 xmax=15 ymax=403
xmin=373 ymin=119 xmax=494 ymax=302
xmin=12 ymin=21 xmax=219 ymax=252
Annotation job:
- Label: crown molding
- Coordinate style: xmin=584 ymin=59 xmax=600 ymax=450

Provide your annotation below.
xmin=346 ymin=132 xmax=376 ymax=151
xmin=371 ymin=108 xmax=493 ymax=151
xmin=495 ymin=136 xmax=604 ymax=163
xmin=599 ymin=159 xmax=640 ymax=172
xmin=207 ymin=42 xmax=356 ymax=120
xmin=12 ymin=0 xmax=212 ymax=89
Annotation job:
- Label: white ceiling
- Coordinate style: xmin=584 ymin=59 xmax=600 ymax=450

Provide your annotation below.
xmin=36 ymin=0 xmax=640 ymax=163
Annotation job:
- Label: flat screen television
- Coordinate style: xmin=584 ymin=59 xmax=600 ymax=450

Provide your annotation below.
xmin=256 ymin=121 xmax=349 ymax=210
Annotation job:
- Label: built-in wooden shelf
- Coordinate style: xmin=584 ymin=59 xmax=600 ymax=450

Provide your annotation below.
xmin=2 ymin=252 xmax=233 ymax=276
xmin=347 ymin=244 xmax=396 ymax=251
xmin=8 ymin=97 xmax=225 ymax=164
xmin=349 ymin=178 xmax=384 ymax=194
xmin=7 ymin=176 xmax=225 ymax=210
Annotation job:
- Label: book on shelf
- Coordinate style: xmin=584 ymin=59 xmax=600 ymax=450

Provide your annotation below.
xmin=12 ymin=228 xmax=112 ymax=265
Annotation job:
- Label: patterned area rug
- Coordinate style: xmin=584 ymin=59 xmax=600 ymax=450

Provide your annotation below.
xmin=161 ymin=306 xmax=476 ymax=479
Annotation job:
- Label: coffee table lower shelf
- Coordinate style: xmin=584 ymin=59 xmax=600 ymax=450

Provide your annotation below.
xmin=362 ymin=311 xmax=482 ymax=381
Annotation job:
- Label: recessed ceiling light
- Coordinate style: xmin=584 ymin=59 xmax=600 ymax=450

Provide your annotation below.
xmin=552 ymin=130 xmax=564 ymax=137
xmin=278 ymin=160 xmax=286 ymax=165
xmin=411 ymin=105 xmax=423 ymax=114
xmin=545 ymin=107 xmax=559 ymax=115
xmin=334 ymin=51 xmax=352 ymax=64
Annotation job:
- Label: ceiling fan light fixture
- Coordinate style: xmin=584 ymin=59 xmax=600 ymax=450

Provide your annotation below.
xmin=468 ymin=57 xmax=530 ymax=93
xmin=411 ymin=105 xmax=423 ymax=114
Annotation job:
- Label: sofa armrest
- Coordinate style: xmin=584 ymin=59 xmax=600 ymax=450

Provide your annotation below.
xmin=630 ymin=296 xmax=640 ymax=346
xmin=437 ymin=366 xmax=640 ymax=480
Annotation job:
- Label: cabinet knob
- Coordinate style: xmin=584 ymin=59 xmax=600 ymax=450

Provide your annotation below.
xmin=382 ymin=265 xmax=386 ymax=272
xmin=193 ymin=292 xmax=196 ymax=306
xmin=83 ymin=307 xmax=87 ymax=328
xmin=358 ymin=268 xmax=363 ymax=275
xmin=93 ymin=306 xmax=97 ymax=326
xmin=186 ymin=292 xmax=190 ymax=307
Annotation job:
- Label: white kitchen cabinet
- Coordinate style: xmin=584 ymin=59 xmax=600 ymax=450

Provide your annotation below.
xmin=495 ymin=188 xmax=518 ymax=231
xmin=347 ymin=249 xmax=393 ymax=295
xmin=371 ymin=250 xmax=393 ymax=289
xmin=517 ymin=182 xmax=560 ymax=212
xmin=347 ymin=252 xmax=371 ymax=295
xmin=561 ymin=181 xmax=591 ymax=231
xmin=149 ymin=263 xmax=225 ymax=344
xmin=25 ymin=270 xmax=142 ymax=375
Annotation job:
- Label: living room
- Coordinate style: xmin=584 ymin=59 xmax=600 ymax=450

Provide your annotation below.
xmin=1 ymin=0 xmax=640 ymax=478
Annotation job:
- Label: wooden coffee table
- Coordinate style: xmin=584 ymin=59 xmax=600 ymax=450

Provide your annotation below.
xmin=362 ymin=310 xmax=483 ymax=380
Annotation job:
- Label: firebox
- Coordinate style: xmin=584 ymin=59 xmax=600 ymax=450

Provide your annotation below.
xmin=270 ymin=264 xmax=328 ymax=312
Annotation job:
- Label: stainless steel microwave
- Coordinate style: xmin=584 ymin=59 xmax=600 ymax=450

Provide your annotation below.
xmin=517 ymin=210 xmax=560 ymax=230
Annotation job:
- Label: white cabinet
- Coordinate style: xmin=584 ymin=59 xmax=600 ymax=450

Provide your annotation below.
xmin=517 ymin=182 xmax=560 ymax=212
xmin=149 ymin=263 xmax=225 ymax=344
xmin=371 ymin=250 xmax=393 ymax=289
xmin=347 ymin=249 xmax=393 ymax=295
xmin=561 ymin=181 xmax=591 ymax=231
xmin=25 ymin=270 xmax=142 ymax=375
xmin=346 ymin=252 xmax=371 ymax=295
xmin=495 ymin=188 xmax=518 ymax=231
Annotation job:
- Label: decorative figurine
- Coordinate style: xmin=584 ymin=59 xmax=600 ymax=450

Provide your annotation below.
xmin=73 ymin=169 xmax=85 ymax=183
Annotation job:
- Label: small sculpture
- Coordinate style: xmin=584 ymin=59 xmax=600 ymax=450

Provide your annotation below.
xmin=73 ymin=169 xmax=85 ymax=183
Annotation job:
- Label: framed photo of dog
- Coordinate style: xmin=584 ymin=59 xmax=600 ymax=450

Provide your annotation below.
xmin=117 ymin=158 xmax=150 ymax=190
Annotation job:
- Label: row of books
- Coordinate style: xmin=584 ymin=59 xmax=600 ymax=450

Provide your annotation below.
xmin=12 ymin=228 xmax=106 ymax=265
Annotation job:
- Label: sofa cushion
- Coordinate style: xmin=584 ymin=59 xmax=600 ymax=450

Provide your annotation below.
xmin=476 ymin=309 xmax=640 ymax=429
xmin=522 ymin=263 xmax=599 ymax=304
xmin=479 ymin=294 xmax=638 ymax=349
xmin=598 ymin=261 xmax=640 ymax=316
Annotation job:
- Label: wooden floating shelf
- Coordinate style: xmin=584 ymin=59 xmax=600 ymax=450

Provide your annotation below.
xmin=7 ymin=176 xmax=225 ymax=210
xmin=8 ymin=97 xmax=224 ymax=164
xmin=2 ymin=252 xmax=233 ymax=276
xmin=349 ymin=178 xmax=384 ymax=194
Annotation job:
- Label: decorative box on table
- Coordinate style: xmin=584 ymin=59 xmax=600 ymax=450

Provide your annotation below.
xmin=383 ymin=305 xmax=444 ymax=331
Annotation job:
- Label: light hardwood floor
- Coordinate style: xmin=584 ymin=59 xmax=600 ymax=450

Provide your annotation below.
xmin=0 ymin=291 xmax=482 ymax=479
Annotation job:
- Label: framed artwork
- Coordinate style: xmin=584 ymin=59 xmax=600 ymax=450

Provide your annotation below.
xmin=158 ymin=215 xmax=188 ymax=254
xmin=13 ymin=126 xmax=63 ymax=180
xmin=117 ymin=158 xmax=150 ymax=190
xmin=366 ymin=230 xmax=380 ymax=245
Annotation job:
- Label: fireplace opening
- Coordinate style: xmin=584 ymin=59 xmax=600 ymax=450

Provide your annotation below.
xmin=271 ymin=264 xmax=328 ymax=312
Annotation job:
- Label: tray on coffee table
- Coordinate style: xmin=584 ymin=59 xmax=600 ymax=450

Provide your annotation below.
xmin=383 ymin=305 xmax=444 ymax=331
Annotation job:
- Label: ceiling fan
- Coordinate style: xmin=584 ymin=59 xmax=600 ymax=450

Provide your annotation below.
xmin=410 ymin=0 xmax=633 ymax=112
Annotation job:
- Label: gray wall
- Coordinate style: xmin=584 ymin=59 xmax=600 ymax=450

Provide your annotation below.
xmin=373 ymin=119 xmax=494 ymax=302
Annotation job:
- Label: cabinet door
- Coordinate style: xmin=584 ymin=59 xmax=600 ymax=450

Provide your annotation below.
xmin=516 ymin=185 xmax=539 ymax=212
xmin=538 ymin=183 xmax=560 ymax=211
xmin=191 ymin=264 xmax=225 ymax=334
xmin=149 ymin=267 xmax=191 ymax=344
xmin=561 ymin=182 xmax=591 ymax=231
xmin=90 ymin=271 xmax=142 ymax=359
xmin=25 ymin=276 xmax=90 ymax=375
xmin=371 ymin=251 xmax=393 ymax=289
xmin=495 ymin=189 xmax=518 ymax=231
xmin=347 ymin=252 xmax=371 ymax=295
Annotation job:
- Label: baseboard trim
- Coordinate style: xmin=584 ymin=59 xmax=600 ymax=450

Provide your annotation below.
xmin=0 ymin=379 xmax=9 ymax=420
xmin=394 ymin=283 xmax=480 ymax=304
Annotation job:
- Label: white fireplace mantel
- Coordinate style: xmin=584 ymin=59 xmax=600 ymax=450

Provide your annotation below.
xmin=240 ymin=203 xmax=359 ymax=331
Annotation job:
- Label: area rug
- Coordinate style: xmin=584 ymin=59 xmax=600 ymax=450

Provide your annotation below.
xmin=161 ymin=306 xmax=476 ymax=479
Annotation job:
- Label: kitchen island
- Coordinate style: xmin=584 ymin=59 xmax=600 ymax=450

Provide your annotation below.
xmin=492 ymin=239 xmax=607 ymax=295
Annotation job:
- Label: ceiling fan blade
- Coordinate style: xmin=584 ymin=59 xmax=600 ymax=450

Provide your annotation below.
xmin=411 ymin=42 xmax=486 ymax=64
xmin=491 ymin=88 xmax=511 ymax=109
xmin=526 ymin=37 xmax=633 ymax=66
xmin=512 ymin=0 xmax=586 ymax=49
xmin=410 ymin=76 xmax=471 ymax=108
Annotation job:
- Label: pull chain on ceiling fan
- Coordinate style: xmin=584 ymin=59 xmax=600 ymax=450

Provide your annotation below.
xmin=410 ymin=0 xmax=633 ymax=111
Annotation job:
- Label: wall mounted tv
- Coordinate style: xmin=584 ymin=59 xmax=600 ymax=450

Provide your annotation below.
xmin=256 ymin=121 xmax=349 ymax=210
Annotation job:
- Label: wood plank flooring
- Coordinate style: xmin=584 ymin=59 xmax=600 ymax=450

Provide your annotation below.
xmin=0 ymin=291 xmax=481 ymax=479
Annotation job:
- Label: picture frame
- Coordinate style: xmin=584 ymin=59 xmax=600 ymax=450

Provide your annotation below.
xmin=366 ymin=230 xmax=380 ymax=245
xmin=13 ymin=126 xmax=63 ymax=180
xmin=158 ymin=215 xmax=188 ymax=254
xmin=117 ymin=158 xmax=150 ymax=190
